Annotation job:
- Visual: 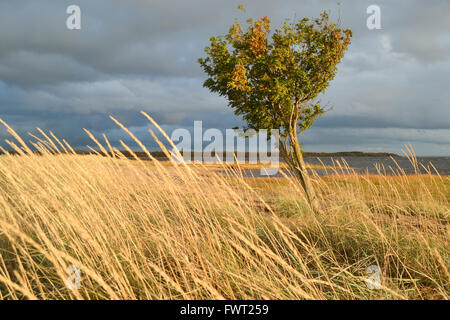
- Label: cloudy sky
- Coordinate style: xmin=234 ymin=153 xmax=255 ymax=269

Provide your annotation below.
xmin=0 ymin=0 xmax=449 ymax=155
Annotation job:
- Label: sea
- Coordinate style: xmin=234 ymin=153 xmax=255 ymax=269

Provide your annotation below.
xmin=241 ymin=156 xmax=450 ymax=177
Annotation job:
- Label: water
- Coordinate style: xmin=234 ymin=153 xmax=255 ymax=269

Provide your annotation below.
xmin=138 ymin=155 xmax=450 ymax=177
xmin=240 ymin=156 xmax=450 ymax=178
xmin=306 ymin=156 xmax=450 ymax=175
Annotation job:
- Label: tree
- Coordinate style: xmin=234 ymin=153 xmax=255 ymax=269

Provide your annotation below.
xmin=198 ymin=11 xmax=352 ymax=211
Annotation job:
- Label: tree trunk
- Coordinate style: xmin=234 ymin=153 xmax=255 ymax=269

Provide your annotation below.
xmin=280 ymin=135 xmax=321 ymax=212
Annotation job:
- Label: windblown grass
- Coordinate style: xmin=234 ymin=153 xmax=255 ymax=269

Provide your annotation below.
xmin=0 ymin=114 xmax=448 ymax=300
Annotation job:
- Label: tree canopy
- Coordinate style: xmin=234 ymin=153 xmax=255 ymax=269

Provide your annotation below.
xmin=198 ymin=12 xmax=352 ymax=136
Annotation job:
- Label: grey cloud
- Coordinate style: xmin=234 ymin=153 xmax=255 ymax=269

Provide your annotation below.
xmin=0 ymin=51 xmax=102 ymax=86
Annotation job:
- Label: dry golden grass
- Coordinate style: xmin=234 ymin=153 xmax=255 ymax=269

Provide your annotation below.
xmin=0 ymin=115 xmax=448 ymax=300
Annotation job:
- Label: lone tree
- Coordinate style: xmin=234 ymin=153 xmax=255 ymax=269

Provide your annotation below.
xmin=198 ymin=11 xmax=352 ymax=211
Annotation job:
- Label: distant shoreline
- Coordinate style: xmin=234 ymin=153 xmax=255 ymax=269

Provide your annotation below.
xmin=0 ymin=150 xmax=400 ymax=158
xmin=302 ymin=151 xmax=400 ymax=157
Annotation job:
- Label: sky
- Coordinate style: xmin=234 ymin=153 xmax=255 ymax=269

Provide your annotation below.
xmin=0 ymin=0 xmax=449 ymax=156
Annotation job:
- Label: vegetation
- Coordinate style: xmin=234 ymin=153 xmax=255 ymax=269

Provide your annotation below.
xmin=199 ymin=11 xmax=352 ymax=210
xmin=0 ymin=116 xmax=448 ymax=300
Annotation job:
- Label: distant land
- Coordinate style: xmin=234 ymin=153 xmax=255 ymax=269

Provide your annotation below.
xmin=302 ymin=151 xmax=400 ymax=157
xmin=0 ymin=150 xmax=400 ymax=158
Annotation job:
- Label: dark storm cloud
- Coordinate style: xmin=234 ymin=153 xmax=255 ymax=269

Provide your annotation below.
xmin=0 ymin=0 xmax=449 ymax=154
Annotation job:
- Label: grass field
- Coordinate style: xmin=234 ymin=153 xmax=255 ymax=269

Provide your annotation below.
xmin=0 ymin=118 xmax=448 ymax=300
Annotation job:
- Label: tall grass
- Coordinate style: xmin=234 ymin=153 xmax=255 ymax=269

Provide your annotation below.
xmin=0 ymin=114 xmax=448 ymax=300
